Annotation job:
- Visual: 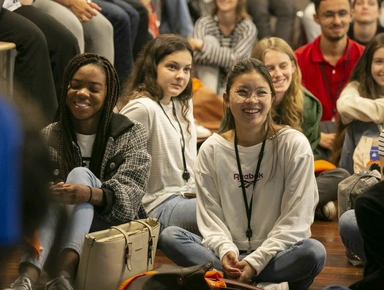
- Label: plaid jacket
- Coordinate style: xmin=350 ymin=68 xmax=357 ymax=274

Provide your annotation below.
xmin=42 ymin=113 xmax=151 ymax=224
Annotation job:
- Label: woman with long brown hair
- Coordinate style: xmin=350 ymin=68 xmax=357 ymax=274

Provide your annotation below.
xmin=332 ymin=33 xmax=384 ymax=173
xmin=117 ymin=34 xmax=199 ymax=235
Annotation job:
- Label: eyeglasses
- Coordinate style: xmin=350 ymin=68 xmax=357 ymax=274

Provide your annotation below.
xmin=232 ymin=88 xmax=272 ymax=100
xmin=319 ymin=9 xmax=350 ymax=22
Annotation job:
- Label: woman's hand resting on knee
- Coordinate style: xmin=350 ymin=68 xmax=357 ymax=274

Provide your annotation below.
xmin=233 ymin=260 xmax=256 ymax=283
xmin=50 ymin=183 xmax=103 ymax=205
xmin=222 ymin=251 xmax=241 ymax=279
xmin=222 ymin=251 xmax=257 ymax=283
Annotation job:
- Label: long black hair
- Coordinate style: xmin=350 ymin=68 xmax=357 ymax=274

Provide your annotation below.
xmin=220 ymin=58 xmax=276 ymax=134
xmin=54 ymin=53 xmax=120 ymax=179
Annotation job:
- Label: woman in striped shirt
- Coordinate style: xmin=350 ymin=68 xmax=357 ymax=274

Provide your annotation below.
xmin=188 ymin=0 xmax=257 ymax=95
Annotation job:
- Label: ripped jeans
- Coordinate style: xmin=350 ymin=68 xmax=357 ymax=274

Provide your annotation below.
xmin=20 ymin=167 xmax=109 ymax=273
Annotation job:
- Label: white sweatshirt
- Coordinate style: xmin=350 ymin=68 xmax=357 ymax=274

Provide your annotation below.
xmin=195 ymin=127 xmax=318 ymax=275
xmin=337 ymin=81 xmax=384 ymax=125
xmin=119 ymin=97 xmax=197 ymax=213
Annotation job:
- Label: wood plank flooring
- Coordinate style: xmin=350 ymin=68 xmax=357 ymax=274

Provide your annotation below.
xmin=308 ymin=221 xmax=363 ymax=289
xmin=1 ymin=220 xmax=363 ymax=289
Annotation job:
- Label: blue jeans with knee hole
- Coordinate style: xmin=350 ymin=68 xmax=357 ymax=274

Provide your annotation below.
xmin=21 ymin=167 xmax=108 ymax=271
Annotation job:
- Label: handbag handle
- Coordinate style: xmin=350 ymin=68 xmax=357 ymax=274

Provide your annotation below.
xmin=111 ymin=226 xmax=133 ymax=271
xmin=135 ymin=220 xmax=156 ymax=266
xmin=110 ymin=219 xmax=157 ymax=272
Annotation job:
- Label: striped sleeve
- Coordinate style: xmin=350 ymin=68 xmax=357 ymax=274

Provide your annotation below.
xmin=379 ymin=129 xmax=384 ymax=157
xmin=193 ymin=16 xmax=257 ymax=69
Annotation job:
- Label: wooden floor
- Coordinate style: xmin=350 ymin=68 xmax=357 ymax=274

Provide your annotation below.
xmin=308 ymin=220 xmax=363 ymax=289
xmin=1 ymin=220 xmax=363 ymax=289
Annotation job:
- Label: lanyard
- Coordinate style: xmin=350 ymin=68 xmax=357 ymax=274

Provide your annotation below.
xmin=319 ymin=45 xmax=351 ymax=117
xmin=234 ymin=127 xmax=269 ymax=248
xmin=158 ymin=100 xmax=190 ymax=182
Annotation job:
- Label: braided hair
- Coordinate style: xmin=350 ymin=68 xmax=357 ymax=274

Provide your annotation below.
xmin=54 ymin=53 xmax=120 ymax=179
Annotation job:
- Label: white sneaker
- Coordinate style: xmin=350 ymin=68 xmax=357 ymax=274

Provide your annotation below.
xmin=322 ymin=201 xmax=337 ymax=221
xmin=315 ymin=200 xmax=337 ymax=221
xmin=255 ymin=281 xmax=289 ymax=290
xmin=5 ymin=275 xmax=34 ymax=290
xmin=45 ymin=275 xmax=73 ymax=290
xmin=194 ymin=119 xmax=212 ymax=139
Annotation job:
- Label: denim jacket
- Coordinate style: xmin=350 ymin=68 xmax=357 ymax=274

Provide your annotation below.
xmin=339 ymin=120 xmax=381 ymax=174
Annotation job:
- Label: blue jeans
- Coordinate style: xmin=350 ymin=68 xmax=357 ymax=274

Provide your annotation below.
xmin=20 ymin=167 xmax=109 ymax=272
xmin=159 ymin=226 xmax=326 ymax=290
xmin=159 ymin=0 xmax=193 ymax=37
xmin=122 ymin=0 xmax=150 ymax=59
xmin=328 ymin=182 xmax=384 ymax=289
xmin=339 ymin=210 xmax=366 ymax=263
xmin=149 ymin=195 xmax=199 ymax=235
xmin=93 ymin=0 xmax=139 ymax=83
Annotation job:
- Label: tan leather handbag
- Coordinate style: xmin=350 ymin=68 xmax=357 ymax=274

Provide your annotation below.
xmin=75 ymin=218 xmax=160 ymax=290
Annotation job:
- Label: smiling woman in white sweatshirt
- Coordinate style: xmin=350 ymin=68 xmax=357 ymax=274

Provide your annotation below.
xmin=159 ymin=58 xmax=326 ymax=290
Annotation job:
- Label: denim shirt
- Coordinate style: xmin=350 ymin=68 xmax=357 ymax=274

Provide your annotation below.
xmin=339 ymin=120 xmax=382 ymax=174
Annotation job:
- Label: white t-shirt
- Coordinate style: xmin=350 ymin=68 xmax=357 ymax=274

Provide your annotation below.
xmin=119 ymin=97 xmax=197 ymax=212
xmin=75 ymin=133 xmax=96 ymax=168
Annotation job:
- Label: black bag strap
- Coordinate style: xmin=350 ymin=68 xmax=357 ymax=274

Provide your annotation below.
xmin=127 ymin=262 xmax=213 ymax=290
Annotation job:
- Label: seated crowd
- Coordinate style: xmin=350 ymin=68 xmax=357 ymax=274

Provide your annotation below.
xmin=2 ymin=0 xmax=384 ymax=289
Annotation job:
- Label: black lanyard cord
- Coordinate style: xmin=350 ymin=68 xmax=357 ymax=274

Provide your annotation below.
xmin=234 ymin=126 xmax=269 ymax=241
xmin=319 ymin=45 xmax=351 ymax=117
xmin=158 ymin=100 xmax=190 ymax=181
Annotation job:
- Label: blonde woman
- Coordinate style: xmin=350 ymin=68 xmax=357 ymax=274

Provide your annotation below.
xmin=252 ymin=37 xmax=350 ymax=221
xmin=252 ymin=37 xmax=320 ymax=155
